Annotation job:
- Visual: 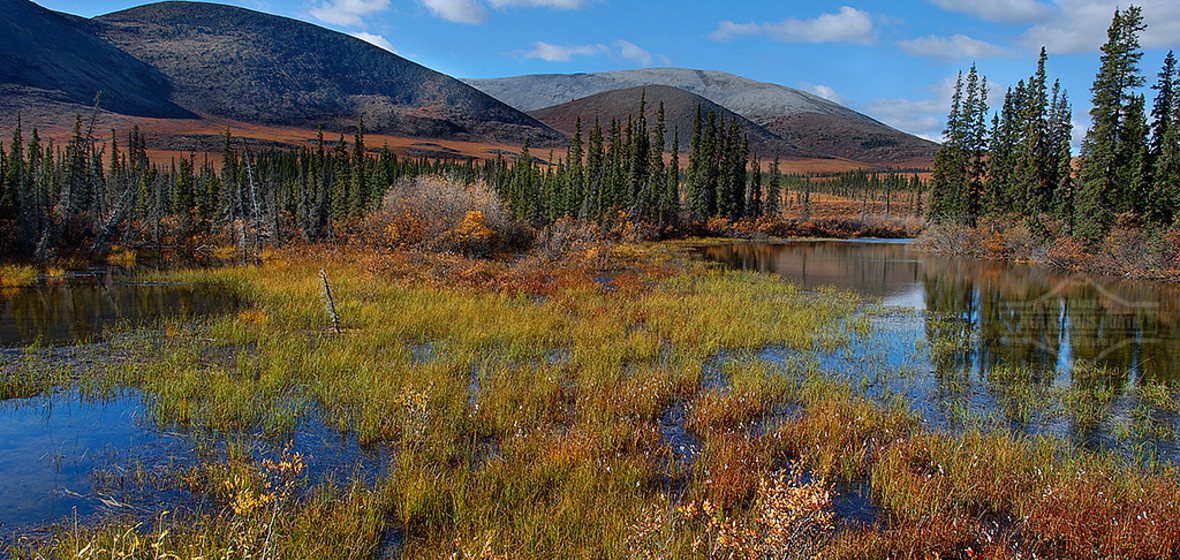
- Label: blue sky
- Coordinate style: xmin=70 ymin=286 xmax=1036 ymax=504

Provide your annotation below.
xmin=32 ymin=0 xmax=1180 ymax=146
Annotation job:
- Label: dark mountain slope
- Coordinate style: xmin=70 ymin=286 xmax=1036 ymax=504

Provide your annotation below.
xmin=528 ymin=85 xmax=814 ymax=159
xmin=0 ymin=0 xmax=192 ymax=118
xmin=87 ymin=1 xmax=559 ymax=143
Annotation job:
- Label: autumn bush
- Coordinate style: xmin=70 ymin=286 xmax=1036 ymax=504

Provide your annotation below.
xmin=364 ymin=175 xmax=529 ymax=255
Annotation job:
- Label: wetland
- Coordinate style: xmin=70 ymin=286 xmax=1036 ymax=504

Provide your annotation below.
xmin=2 ymin=239 xmax=1179 ymax=558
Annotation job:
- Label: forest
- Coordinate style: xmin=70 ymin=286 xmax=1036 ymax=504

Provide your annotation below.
xmin=0 ymin=90 xmax=928 ymax=261
xmin=930 ymin=6 xmax=1180 ymax=246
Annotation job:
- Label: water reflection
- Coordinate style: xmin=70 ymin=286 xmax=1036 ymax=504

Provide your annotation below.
xmin=0 ymin=391 xmax=395 ymax=537
xmin=700 ymin=241 xmax=1180 ymax=386
xmin=0 ymin=280 xmax=241 ymax=348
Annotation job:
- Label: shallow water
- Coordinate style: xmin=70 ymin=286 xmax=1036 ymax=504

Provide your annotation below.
xmin=0 ymin=390 xmax=396 ymax=539
xmin=0 ymin=277 xmax=242 ymax=347
xmin=699 ymin=240 xmax=1180 ymax=462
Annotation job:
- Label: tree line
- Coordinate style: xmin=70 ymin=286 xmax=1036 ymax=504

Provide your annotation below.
xmin=0 ymin=91 xmax=933 ymax=260
xmin=0 ymin=114 xmax=471 ymax=259
xmin=492 ymin=92 xmax=783 ymax=227
xmin=930 ymin=5 xmax=1180 ymax=242
xmin=494 ymin=91 xmax=930 ymax=228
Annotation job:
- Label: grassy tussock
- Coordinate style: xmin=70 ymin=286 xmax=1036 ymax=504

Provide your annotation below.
xmin=0 ymin=264 xmax=40 ymax=287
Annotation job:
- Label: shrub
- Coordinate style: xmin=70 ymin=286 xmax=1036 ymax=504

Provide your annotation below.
xmin=364 ymin=176 xmax=522 ymax=255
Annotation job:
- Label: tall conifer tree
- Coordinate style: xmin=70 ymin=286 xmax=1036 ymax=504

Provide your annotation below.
xmin=1077 ymin=6 xmax=1146 ymax=241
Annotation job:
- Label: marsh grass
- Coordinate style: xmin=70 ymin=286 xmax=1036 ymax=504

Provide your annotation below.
xmin=12 ymin=240 xmax=1180 ymax=559
xmin=0 ymin=264 xmax=40 ymax=287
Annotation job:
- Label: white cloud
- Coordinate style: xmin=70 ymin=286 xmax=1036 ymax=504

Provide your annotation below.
xmin=1019 ymin=0 xmax=1180 ymax=54
xmin=310 ymin=0 xmax=389 ymax=27
xmin=866 ymin=75 xmax=961 ymax=141
xmin=800 ymin=83 xmax=851 ymax=106
xmin=927 ymin=0 xmax=1053 ymax=24
xmin=520 ymin=41 xmax=607 ymax=62
xmin=488 ymin=0 xmax=589 ymax=8
xmin=898 ymin=34 xmax=1018 ymax=59
xmin=709 ymin=6 xmax=877 ymax=45
xmin=418 ymin=0 xmax=486 ymax=24
xmin=519 ymin=40 xmax=659 ymax=67
xmin=351 ymin=31 xmax=398 ymax=53
xmin=613 ymin=40 xmax=654 ymax=67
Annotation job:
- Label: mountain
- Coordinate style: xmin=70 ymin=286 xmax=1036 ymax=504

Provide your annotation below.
xmin=466 ymin=68 xmax=938 ymax=163
xmin=0 ymin=0 xmax=193 ymax=119
xmin=528 ymin=85 xmax=811 ymax=159
xmin=90 ymin=2 xmax=560 ymax=143
xmin=0 ymin=0 xmax=559 ymax=145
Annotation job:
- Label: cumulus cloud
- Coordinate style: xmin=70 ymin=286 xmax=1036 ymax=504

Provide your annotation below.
xmin=488 ymin=0 xmax=589 ymax=8
xmin=351 ymin=31 xmax=398 ymax=53
xmin=709 ymin=6 xmax=877 ymax=45
xmin=518 ymin=40 xmax=659 ymax=67
xmin=613 ymin=40 xmax=654 ymax=67
xmin=927 ymin=0 xmax=1054 ymax=24
xmin=519 ymin=41 xmax=607 ymax=62
xmin=310 ymin=0 xmax=389 ymax=27
xmin=898 ymin=34 xmax=1018 ymax=58
xmin=800 ymin=83 xmax=851 ymax=106
xmin=1019 ymin=0 xmax=1180 ymax=54
xmin=865 ymin=75 xmax=961 ymax=141
xmin=418 ymin=0 xmax=486 ymax=24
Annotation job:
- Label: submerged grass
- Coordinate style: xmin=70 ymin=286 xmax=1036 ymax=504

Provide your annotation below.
xmin=10 ymin=241 xmax=1180 ymax=559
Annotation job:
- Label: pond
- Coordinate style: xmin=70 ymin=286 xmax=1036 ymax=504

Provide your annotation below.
xmin=699 ymin=239 xmax=1180 ymax=462
xmin=0 ymin=389 xmax=396 ymax=541
xmin=0 ymin=275 xmax=242 ymax=348
xmin=0 ymin=271 xmax=394 ymax=542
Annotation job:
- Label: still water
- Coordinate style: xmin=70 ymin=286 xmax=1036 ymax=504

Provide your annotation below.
xmin=0 ymin=277 xmax=242 ymax=347
xmin=700 ymin=239 xmax=1180 ymax=383
xmin=0 ymin=275 xmax=392 ymax=539
xmin=0 ymin=391 xmax=395 ymax=539
xmin=700 ymin=240 xmax=1180 ymax=461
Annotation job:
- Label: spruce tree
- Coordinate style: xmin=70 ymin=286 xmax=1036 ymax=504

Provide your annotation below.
xmin=765 ymin=155 xmax=782 ymax=217
xmin=660 ymin=130 xmax=680 ymax=224
xmin=930 ymin=71 xmax=966 ymax=221
xmin=1150 ymin=51 xmax=1177 ymax=161
xmin=1077 ymin=6 xmax=1146 ymax=241
xmin=747 ymin=152 xmax=762 ymax=217
xmin=351 ymin=118 xmax=367 ymax=217
xmin=582 ymin=118 xmax=604 ymax=221
xmin=964 ymin=66 xmax=988 ymax=223
xmin=1151 ymin=91 xmax=1180 ymax=225
xmin=1015 ymin=50 xmax=1050 ymax=213
xmin=686 ymin=106 xmax=706 ymax=219
xmin=702 ymin=112 xmax=720 ymax=218
xmin=567 ymin=117 xmax=584 ymax=218
xmin=646 ymin=101 xmax=667 ymax=222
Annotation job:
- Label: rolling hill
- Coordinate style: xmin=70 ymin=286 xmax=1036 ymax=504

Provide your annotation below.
xmin=0 ymin=0 xmax=561 ymax=146
xmin=466 ymin=68 xmax=938 ymax=164
xmin=528 ymin=85 xmax=812 ymax=159
xmin=1 ymin=0 xmax=933 ymax=167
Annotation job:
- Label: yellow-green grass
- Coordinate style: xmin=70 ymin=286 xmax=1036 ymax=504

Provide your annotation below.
xmin=0 ymin=263 xmax=70 ymax=287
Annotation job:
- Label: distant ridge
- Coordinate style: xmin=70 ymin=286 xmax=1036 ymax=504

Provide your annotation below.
xmin=528 ymin=85 xmax=812 ymax=159
xmin=467 ymin=68 xmax=866 ymax=122
xmin=467 ymin=68 xmax=938 ymax=164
